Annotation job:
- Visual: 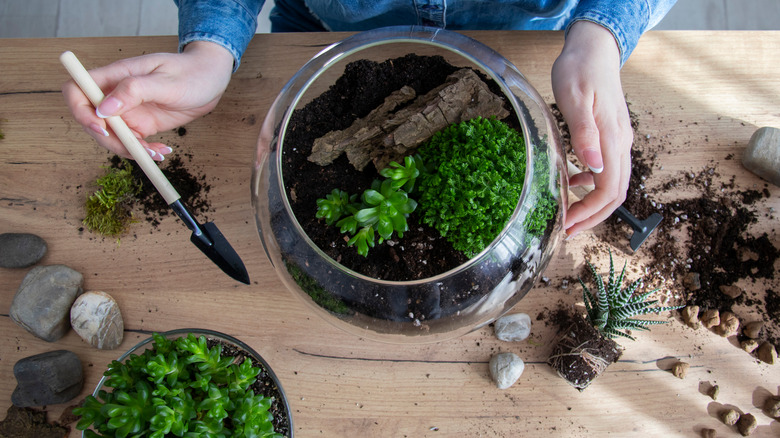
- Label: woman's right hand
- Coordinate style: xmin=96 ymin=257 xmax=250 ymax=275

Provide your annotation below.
xmin=62 ymin=41 xmax=234 ymax=161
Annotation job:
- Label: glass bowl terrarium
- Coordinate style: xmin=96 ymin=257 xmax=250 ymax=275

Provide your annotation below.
xmin=252 ymin=26 xmax=567 ymax=343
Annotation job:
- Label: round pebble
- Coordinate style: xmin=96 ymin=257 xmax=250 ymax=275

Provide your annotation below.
xmin=0 ymin=233 xmax=47 ymax=268
xmin=10 ymin=265 xmax=83 ymax=342
xmin=494 ymin=313 xmax=531 ymax=342
xmin=70 ymin=291 xmax=124 ymax=350
xmin=489 ymin=352 xmax=525 ymax=389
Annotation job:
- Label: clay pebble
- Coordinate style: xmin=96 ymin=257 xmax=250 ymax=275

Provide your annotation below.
xmin=682 ymin=305 xmax=700 ymax=329
xmin=742 ymin=321 xmax=763 ymax=339
xmin=10 ymin=265 xmax=83 ymax=342
xmin=756 ymin=341 xmax=777 ymax=364
xmin=764 ymin=396 xmax=780 ymax=418
xmin=736 ymin=413 xmax=757 ymax=436
xmin=721 ymin=408 xmax=740 ymax=426
xmin=717 ymin=312 xmax=739 ymax=337
xmin=70 ymin=291 xmax=124 ymax=350
xmin=0 ymin=233 xmax=47 ymax=268
xmin=671 ymin=361 xmax=689 ymax=379
xmin=701 ymin=309 xmax=720 ymax=329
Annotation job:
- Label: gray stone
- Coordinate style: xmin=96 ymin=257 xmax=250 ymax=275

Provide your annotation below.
xmin=10 ymin=265 xmax=83 ymax=342
xmin=12 ymin=350 xmax=83 ymax=407
xmin=71 ymin=291 xmax=124 ymax=350
xmin=743 ymin=127 xmax=780 ymax=187
xmin=494 ymin=313 xmax=531 ymax=342
xmin=0 ymin=233 xmax=47 ymax=268
xmin=489 ymin=352 xmax=525 ymax=389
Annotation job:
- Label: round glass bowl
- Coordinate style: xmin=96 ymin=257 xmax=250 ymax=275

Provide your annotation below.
xmin=85 ymin=329 xmax=292 ymax=437
xmin=252 ymin=26 xmax=567 ymax=343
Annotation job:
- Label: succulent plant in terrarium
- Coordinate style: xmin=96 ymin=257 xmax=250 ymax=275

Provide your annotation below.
xmin=548 ymin=251 xmax=683 ymax=391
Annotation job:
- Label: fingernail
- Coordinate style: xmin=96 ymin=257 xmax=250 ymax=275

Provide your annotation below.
xmin=89 ymin=123 xmax=109 ymax=137
xmin=565 ymin=231 xmax=579 ymax=241
xmin=583 ymin=149 xmax=603 ymax=174
xmin=146 ymin=148 xmax=157 ymax=158
xmin=160 ymin=146 xmax=173 ymax=155
xmin=96 ymin=96 xmax=122 ymax=118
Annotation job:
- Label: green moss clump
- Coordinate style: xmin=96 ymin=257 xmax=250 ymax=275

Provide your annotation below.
xmin=83 ymin=160 xmax=141 ymax=236
xmin=416 ymin=117 xmax=526 ymax=257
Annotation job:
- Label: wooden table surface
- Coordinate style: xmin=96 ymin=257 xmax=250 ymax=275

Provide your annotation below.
xmin=1 ymin=31 xmax=779 ymax=437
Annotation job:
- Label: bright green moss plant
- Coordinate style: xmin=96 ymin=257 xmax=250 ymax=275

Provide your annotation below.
xmin=83 ymin=160 xmax=141 ymax=237
xmin=73 ymin=332 xmax=282 ymax=438
xmin=416 ymin=116 xmax=555 ymax=257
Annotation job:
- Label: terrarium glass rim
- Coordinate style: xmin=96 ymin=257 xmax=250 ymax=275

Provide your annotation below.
xmin=274 ymin=25 xmax=538 ymax=285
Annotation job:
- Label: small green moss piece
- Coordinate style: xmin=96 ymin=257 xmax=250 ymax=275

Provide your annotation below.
xmin=83 ymin=160 xmax=141 ymax=236
xmin=416 ymin=116 xmax=527 ymax=257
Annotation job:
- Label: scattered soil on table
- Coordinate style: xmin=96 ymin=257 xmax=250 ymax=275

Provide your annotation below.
xmin=108 ymin=152 xmax=212 ymax=229
xmin=551 ymin=101 xmax=780 ymax=355
xmin=281 ymin=54 xmax=523 ymax=281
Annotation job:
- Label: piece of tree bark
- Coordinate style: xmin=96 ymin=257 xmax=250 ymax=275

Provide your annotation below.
xmin=308 ymin=68 xmax=510 ymax=171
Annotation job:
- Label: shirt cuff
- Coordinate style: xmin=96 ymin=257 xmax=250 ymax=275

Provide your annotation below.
xmin=176 ymin=0 xmax=262 ymax=72
xmin=567 ymin=2 xmax=650 ymax=67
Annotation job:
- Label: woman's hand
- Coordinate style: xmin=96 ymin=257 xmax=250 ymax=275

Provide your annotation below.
xmin=62 ymin=41 xmax=234 ymax=161
xmin=551 ymin=20 xmax=634 ymax=238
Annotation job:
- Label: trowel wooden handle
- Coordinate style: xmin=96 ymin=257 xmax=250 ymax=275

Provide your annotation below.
xmin=566 ymin=160 xmax=595 ymax=199
xmin=59 ymin=51 xmax=180 ymax=205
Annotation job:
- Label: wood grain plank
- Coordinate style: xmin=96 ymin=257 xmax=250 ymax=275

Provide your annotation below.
xmin=0 ymin=32 xmax=778 ymax=437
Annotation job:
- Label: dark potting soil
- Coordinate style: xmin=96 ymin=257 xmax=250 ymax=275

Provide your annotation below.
xmin=547 ymin=307 xmax=623 ymax=391
xmin=0 ymin=405 xmax=71 ymax=438
xmin=281 ymin=54 xmax=519 ymax=281
xmin=109 ymin=153 xmax=212 ymax=229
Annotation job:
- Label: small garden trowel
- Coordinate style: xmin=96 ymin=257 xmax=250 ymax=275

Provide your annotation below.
xmin=60 ymin=51 xmax=250 ymax=284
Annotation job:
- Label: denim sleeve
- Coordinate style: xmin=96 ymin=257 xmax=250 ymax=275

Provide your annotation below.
xmin=568 ymin=0 xmax=677 ymax=67
xmin=174 ymin=0 xmax=265 ymax=72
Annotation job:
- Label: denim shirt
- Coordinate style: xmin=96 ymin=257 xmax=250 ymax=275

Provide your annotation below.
xmin=175 ymin=0 xmax=677 ymax=71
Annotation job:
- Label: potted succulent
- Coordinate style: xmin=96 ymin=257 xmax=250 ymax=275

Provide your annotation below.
xmin=73 ymin=329 xmax=291 ymax=437
xmin=547 ymin=251 xmax=683 ymax=390
xmin=252 ymin=26 xmax=567 ymax=343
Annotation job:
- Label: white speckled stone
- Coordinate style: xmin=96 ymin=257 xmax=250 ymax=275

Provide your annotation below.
xmin=489 ymin=352 xmax=525 ymax=389
xmin=70 ymin=291 xmax=124 ymax=350
xmin=494 ymin=313 xmax=531 ymax=342
xmin=743 ymin=127 xmax=780 ymax=187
